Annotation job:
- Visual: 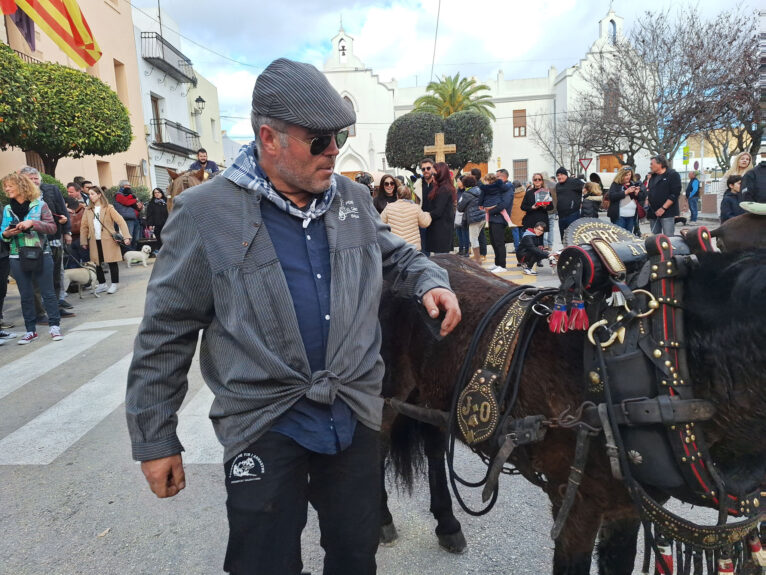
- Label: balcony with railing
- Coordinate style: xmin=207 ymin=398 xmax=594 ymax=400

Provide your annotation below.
xmin=141 ymin=32 xmax=197 ymax=85
xmin=150 ymin=119 xmax=200 ymax=154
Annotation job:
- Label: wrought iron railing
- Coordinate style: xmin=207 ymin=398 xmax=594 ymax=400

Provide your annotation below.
xmin=150 ymin=119 xmax=200 ymax=154
xmin=140 ymin=32 xmax=196 ymax=85
xmin=13 ymin=49 xmax=42 ymax=65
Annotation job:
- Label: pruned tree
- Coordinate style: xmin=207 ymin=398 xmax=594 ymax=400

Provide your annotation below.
xmin=2 ymin=60 xmax=132 ymax=176
xmin=385 ymin=112 xmax=445 ymax=174
xmin=528 ymin=111 xmax=589 ymax=175
xmin=443 ymin=110 xmax=493 ymax=169
xmin=575 ymin=6 xmax=758 ymax=169
xmin=0 ymin=45 xmax=36 ymax=153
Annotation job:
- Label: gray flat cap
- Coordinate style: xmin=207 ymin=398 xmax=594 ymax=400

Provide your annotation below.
xmin=252 ymin=58 xmax=356 ymax=132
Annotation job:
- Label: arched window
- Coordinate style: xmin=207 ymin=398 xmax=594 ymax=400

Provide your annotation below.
xmin=609 ymin=20 xmax=617 ymax=45
xmin=343 ymin=96 xmax=356 ymax=137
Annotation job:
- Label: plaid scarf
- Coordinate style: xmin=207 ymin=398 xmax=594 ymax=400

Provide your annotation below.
xmin=223 ymin=142 xmax=337 ymax=228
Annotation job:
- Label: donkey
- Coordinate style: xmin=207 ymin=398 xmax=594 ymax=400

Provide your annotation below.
xmin=379 ymin=251 xmax=766 ymax=574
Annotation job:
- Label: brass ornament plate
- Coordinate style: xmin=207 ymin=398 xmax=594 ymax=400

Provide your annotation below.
xmin=457 ymin=369 xmax=500 ymax=445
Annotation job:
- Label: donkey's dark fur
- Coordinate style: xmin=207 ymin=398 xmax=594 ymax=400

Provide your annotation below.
xmin=379 ymin=251 xmax=766 ymax=575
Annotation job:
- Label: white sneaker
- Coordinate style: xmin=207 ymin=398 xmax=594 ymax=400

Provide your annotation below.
xmin=0 ymin=330 xmax=17 ymax=340
xmin=94 ymin=283 xmax=108 ymax=294
xmin=522 ymin=266 xmax=538 ymax=276
xmin=107 ymin=283 xmax=118 ymax=294
xmin=18 ymin=332 xmax=38 ymax=345
xmin=50 ymin=325 xmax=63 ymax=341
xmin=491 ymin=266 xmax=507 ymax=274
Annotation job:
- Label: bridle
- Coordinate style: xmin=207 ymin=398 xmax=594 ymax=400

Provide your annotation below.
xmin=386 ymin=221 xmax=766 ymax=573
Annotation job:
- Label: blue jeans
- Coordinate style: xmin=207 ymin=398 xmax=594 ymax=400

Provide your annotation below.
xmin=10 ymin=254 xmax=60 ymax=332
xmin=689 ymin=196 xmax=699 ymax=222
xmin=511 ymin=227 xmax=521 ymax=252
xmin=650 ymin=217 xmax=675 ymax=237
xmin=455 ymin=225 xmax=470 ymax=252
xmin=615 ymin=216 xmax=636 ymax=233
xmin=558 ymin=212 xmax=581 ymax=241
xmin=126 ymin=219 xmax=141 ymax=250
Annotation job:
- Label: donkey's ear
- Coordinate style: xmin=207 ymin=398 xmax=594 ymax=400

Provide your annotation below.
xmin=167 ymin=168 xmax=180 ymax=180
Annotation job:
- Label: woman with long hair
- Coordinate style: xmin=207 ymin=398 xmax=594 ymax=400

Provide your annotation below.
xmin=724 ymin=151 xmax=753 ymax=179
xmin=146 ymin=188 xmax=169 ymax=248
xmin=372 ymin=174 xmax=398 ymax=213
xmin=424 ymin=162 xmax=456 ymax=253
xmin=0 ymin=172 xmax=62 ymax=344
xmin=80 ymin=187 xmax=131 ymax=294
xmin=607 ymin=166 xmax=645 ymax=232
xmin=520 ymin=172 xmax=554 ymax=231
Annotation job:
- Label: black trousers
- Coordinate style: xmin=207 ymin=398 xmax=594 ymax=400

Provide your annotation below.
xmin=95 ymin=240 xmax=119 ymax=284
xmin=488 ymin=221 xmax=506 ymax=268
xmin=0 ymin=255 xmax=8 ymax=320
xmin=223 ymin=425 xmax=381 ymax=575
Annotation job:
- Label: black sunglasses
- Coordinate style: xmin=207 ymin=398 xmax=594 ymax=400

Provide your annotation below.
xmin=383 ymin=181 xmax=395 ymax=187
xmin=280 ymin=129 xmax=350 ymax=155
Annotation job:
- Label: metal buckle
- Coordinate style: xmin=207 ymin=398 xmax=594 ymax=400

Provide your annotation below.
xmin=624 ymin=289 xmax=658 ymax=318
xmin=587 ymin=319 xmax=618 ymax=348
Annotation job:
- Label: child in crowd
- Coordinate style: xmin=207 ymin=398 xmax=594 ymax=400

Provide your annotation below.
xmin=517 ymin=222 xmax=555 ymax=275
xmin=580 ymin=181 xmax=603 ymax=218
xmin=479 ymin=173 xmax=512 ymax=226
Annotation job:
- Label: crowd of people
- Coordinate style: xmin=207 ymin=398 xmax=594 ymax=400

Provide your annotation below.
xmin=0 ymin=168 xmax=167 ymax=346
xmin=365 ymin=147 xmax=766 ymax=278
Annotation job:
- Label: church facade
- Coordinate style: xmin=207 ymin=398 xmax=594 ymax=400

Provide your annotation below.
xmin=323 ymin=9 xmax=647 ymax=182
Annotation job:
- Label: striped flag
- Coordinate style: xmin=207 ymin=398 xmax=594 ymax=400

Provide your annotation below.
xmin=13 ymin=0 xmax=101 ymax=68
xmin=1 ymin=0 xmax=17 ymax=13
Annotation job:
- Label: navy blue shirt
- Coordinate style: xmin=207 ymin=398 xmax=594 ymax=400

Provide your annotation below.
xmin=261 ymin=190 xmax=357 ymax=454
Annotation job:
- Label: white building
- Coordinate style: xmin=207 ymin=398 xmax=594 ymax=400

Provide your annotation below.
xmin=324 ymin=9 xmax=649 ymax=182
xmin=132 ymin=8 xmax=217 ymax=192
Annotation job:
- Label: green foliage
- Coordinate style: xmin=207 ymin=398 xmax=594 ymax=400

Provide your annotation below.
xmin=413 ymin=73 xmax=496 ymax=120
xmin=0 ymin=58 xmax=132 ymax=177
xmin=385 ymin=110 xmax=493 ymax=172
xmin=385 ymin=112 xmax=444 ymax=172
xmin=41 ymin=173 xmax=66 ymax=197
xmin=0 ymin=44 xmax=35 ymax=151
xmin=444 ymin=110 xmax=493 ymax=168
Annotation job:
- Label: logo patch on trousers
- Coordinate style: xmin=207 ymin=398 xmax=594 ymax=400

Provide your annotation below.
xmin=229 ymin=452 xmax=265 ymax=483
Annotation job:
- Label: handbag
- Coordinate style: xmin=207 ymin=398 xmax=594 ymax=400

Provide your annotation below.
xmin=18 ymin=245 xmax=43 ymax=273
xmin=94 ymin=211 xmax=124 ymax=242
xmin=635 ymin=200 xmax=647 ymax=220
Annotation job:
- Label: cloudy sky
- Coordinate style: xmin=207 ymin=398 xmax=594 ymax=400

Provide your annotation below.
xmin=130 ymin=0 xmax=756 ymax=140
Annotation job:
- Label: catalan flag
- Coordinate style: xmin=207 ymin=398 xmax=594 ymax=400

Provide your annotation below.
xmin=7 ymin=0 xmax=101 ymax=68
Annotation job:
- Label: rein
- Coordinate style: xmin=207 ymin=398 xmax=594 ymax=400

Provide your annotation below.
xmin=386 ymin=221 xmax=765 ymax=573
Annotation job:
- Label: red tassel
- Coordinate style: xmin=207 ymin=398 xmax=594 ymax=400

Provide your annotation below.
xmin=717 ymin=557 xmax=734 ymax=574
xmin=655 ymin=542 xmax=673 ymax=575
xmin=568 ymin=300 xmax=589 ymax=331
xmin=548 ymin=302 xmax=569 ymax=333
xmin=749 ymin=534 xmax=766 ymax=567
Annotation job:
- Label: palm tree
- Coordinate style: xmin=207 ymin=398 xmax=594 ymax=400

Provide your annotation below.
xmin=413 ymin=73 xmax=496 ymax=121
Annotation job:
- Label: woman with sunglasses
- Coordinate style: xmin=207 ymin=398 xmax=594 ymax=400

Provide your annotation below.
xmin=373 ymin=175 xmax=399 ymax=213
xmin=520 ymin=173 xmax=554 ymax=232
xmin=424 ymin=162 xmax=457 ymax=254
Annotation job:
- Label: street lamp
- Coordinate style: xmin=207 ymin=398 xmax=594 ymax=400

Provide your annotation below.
xmin=193 ymin=95 xmax=206 ymax=115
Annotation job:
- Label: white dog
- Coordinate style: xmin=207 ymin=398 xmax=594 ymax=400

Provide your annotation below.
xmin=124 ymin=244 xmax=152 ymax=268
xmin=63 ymin=262 xmax=100 ymax=298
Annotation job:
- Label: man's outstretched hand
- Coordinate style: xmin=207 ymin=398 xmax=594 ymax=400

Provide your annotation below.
xmin=422 ymin=288 xmax=462 ymax=337
xmin=141 ymin=454 xmax=186 ymax=498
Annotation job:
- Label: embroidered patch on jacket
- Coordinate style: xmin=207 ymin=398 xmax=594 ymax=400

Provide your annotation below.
xmin=228 ymin=452 xmax=266 ymax=483
xmin=338 ymin=200 xmax=360 ymax=221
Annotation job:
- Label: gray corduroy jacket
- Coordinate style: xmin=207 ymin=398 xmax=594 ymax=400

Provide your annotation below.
xmin=126 ymin=175 xmax=451 ymax=462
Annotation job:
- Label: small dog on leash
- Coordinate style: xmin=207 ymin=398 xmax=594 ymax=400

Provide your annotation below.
xmin=63 ymin=262 xmax=100 ymax=298
xmin=124 ymin=245 xmax=153 ymax=268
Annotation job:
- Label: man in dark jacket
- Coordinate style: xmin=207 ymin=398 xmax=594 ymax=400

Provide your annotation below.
xmin=554 ymin=167 xmax=583 ymax=240
xmin=647 ymin=155 xmax=681 ymax=236
xmin=741 ymin=147 xmax=766 ymax=203
xmin=517 ymin=222 xmax=552 ymax=275
xmin=19 ymin=166 xmax=74 ymax=317
xmin=114 ymin=181 xmax=143 ymax=250
xmin=189 ymin=148 xmax=220 ymax=175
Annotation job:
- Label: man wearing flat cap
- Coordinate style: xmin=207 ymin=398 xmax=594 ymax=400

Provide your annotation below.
xmin=126 ymin=58 xmax=461 ymax=574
